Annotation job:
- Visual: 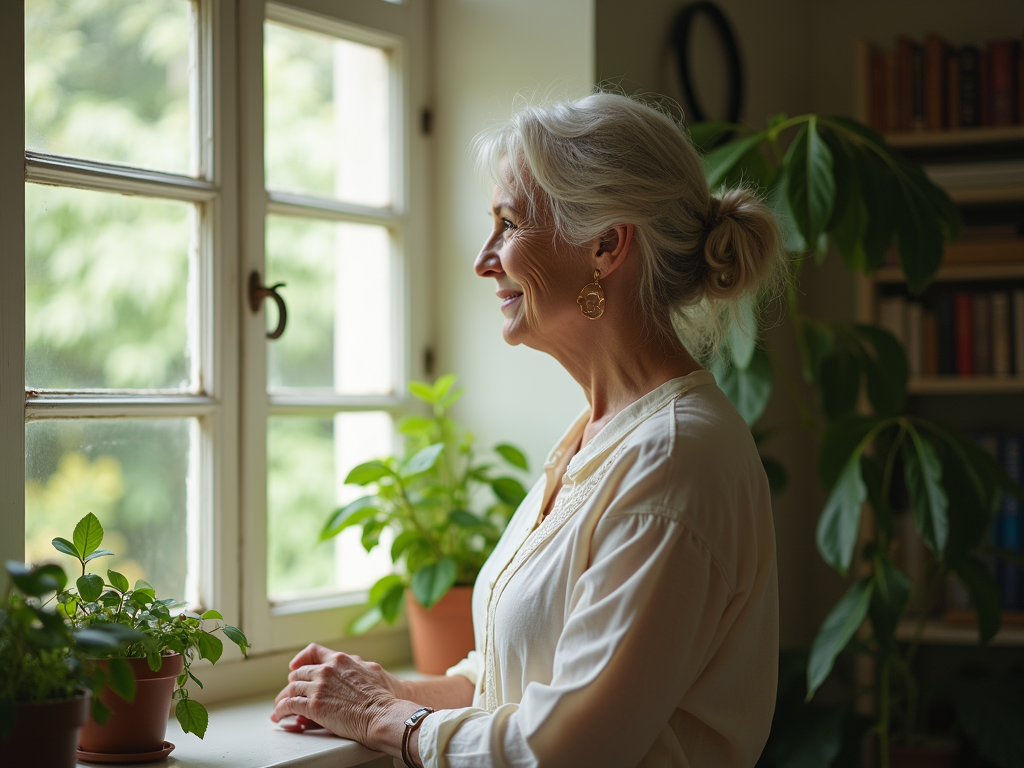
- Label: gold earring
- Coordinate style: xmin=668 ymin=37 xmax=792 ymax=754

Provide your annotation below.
xmin=577 ymin=269 xmax=605 ymax=320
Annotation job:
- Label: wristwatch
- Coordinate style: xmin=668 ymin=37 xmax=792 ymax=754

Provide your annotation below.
xmin=401 ymin=706 xmax=434 ymax=768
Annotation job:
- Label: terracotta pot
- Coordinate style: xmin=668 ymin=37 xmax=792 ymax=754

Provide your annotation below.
xmin=406 ymin=586 xmax=474 ymax=675
xmin=889 ymin=740 xmax=959 ymax=768
xmin=4 ymin=690 xmax=90 ymax=768
xmin=78 ymin=653 xmax=184 ymax=755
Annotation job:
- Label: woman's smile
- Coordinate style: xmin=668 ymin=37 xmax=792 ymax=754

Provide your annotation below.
xmin=497 ymin=288 xmax=523 ymax=310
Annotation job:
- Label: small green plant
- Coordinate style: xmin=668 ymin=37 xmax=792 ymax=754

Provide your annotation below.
xmin=52 ymin=512 xmax=250 ymax=739
xmin=0 ymin=560 xmax=139 ymax=742
xmin=321 ymin=375 xmax=529 ymax=633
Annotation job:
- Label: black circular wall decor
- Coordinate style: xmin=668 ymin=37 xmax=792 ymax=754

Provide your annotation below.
xmin=670 ymin=1 xmax=745 ymax=126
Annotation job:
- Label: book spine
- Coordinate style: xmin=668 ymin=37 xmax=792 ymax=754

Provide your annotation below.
xmin=898 ymin=36 xmax=915 ymax=131
xmin=992 ymin=292 xmax=1011 ymax=377
xmin=947 ymin=48 xmax=961 ymax=129
xmin=980 ymin=48 xmax=992 ymax=126
xmin=911 ymin=42 xmax=927 ymax=130
xmin=954 ymin=292 xmax=974 ymax=376
xmin=907 ymin=301 xmax=923 ymax=377
xmin=925 ymin=34 xmax=947 ymax=130
xmin=959 ymin=45 xmax=981 ymax=128
xmin=998 ymin=435 xmax=1023 ymax=610
xmin=936 ymin=294 xmax=955 ymax=375
xmin=972 ymin=293 xmax=992 ymax=376
xmin=990 ymin=39 xmax=1017 ymax=126
xmin=870 ymin=45 xmax=887 ymax=132
xmin=1015 ymin=290 xmax=1024 ymax=375
xmin=885 ymin=50 xmax=900 ymax=132
xmin=923 ymin=309 xmax=939 ymax=376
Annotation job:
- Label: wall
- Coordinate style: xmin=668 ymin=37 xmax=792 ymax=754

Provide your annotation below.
xmin=432 ymin=0 xmax=595 ymax=474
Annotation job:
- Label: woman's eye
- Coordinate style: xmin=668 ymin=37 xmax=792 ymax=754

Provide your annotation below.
xmin=501 ymin=218 xmax=517 ymax=234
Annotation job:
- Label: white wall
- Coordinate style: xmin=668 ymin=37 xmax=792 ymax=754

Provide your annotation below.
xmin=432 ymin=0 xmax=595 ymax=473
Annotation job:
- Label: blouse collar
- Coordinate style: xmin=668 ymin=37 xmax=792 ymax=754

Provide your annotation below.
xmin=543 ymin=370 xmax=716 ymax=483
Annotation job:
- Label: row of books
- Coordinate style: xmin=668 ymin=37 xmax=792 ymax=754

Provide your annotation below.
xmin=876 ymin=289 xmax=1024 ymax=378
xmin=862 ymin=34 xmax=1024 ymax=133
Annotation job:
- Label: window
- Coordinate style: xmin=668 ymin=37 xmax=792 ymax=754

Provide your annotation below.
xmin=5 ymin=0 xmax=431 ymax=678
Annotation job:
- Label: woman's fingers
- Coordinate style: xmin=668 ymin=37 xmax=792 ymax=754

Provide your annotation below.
xmin=288 ymin=642 xmax=336 ymax=670
xmin=288 ymin=664 xmax=321 ymax=683
xmin=270 ymin=691 xmax=313 ymax=723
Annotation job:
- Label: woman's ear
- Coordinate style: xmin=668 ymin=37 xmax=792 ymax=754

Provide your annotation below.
xmin=592 ymin=223 xmax=633 ymax=277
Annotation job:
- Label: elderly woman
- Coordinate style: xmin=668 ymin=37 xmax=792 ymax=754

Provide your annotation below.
xmin=272 ymin=92 xmax=783 ymax=768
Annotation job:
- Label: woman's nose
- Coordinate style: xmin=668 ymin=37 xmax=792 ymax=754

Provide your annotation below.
xmin=474 ymin=235 xmax=504 ymax=278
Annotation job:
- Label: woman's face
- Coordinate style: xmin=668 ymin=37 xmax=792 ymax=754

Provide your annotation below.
xmin=474 ymin=183 xmax=591 ymax=351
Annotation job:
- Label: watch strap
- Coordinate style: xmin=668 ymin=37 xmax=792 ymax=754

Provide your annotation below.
xmin=401 ymin=706 xmax=434 ymax=768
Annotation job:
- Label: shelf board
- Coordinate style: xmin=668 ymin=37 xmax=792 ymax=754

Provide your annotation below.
xmin=896 ymin=617 xmax=1024 ymax=646
xmin=947 ymin=185 xmax=1024 ymax=204
xmin=907 ymin=377 xmax=1024 ymax=394
xmin=883 ymin=125 xmax=1024 ymax=149
xmin=872 ymin=263 xmax=1024 ymax=282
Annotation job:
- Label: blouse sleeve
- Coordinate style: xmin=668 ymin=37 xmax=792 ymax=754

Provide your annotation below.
xmin=418 ymin=511 xmax=736 ymax=768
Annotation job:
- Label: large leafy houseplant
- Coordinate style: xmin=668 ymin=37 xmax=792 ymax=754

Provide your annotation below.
xmin=52 ymin=512 xmax=249 ymax=739
xmin=320 ymin=375 xmax=529 ymax=633
xmin=691 ymin=115 xmax=1024 ymax=766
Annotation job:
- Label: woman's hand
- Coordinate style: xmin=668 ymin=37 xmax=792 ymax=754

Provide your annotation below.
xmin=270 ymin=643 xmax=412 ymax=749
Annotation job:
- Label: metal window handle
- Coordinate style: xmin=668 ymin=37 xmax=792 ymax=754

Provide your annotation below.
xmin=248 ymin=271 xmax=288 ymax=340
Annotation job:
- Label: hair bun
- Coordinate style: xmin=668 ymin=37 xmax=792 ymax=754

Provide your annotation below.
xmin=701 ymin=188 xmax=779 ymax=302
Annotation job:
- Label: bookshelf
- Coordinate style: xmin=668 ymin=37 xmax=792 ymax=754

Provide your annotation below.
xmin=854 ymin=40 xmax=1024 ymax=649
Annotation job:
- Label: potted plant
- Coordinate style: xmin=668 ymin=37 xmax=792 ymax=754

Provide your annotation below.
xmin=689 ymin=115 xmax=1024 ymax=767
xmin=320 ymin=374 xmax=529 ymax=673
xmin=1 ymin=560 xmax=138 ymax=768
xmin=52 ymin=512 xmax=249 ymax=761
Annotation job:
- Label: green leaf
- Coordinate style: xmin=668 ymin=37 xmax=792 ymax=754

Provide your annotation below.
xmin=816 ymin=456 xmax=868 ymax=575
xmin=176 ymin=698 xmax=210 ymax=739
xmin=850 ymin=324 xmax=908 ymax=417
xmin=818 ymin=343 xmax=862 ymax=420
xmin=818 ymin=415 xmax=881 ymax=488
xmin=448 ymin=509 xmax=491 ymax=530
xmin=390 ymin=530 xmax=423 ymax=561
xmin=361 ymin=519 xmax=384 ymax=552
xmin=107 ymin=657 xmax=136 ymax=703
xmin=702 ymin=130 xmax=768 ymax=189
xmin=221 ymin=625 xmax=249 ymax=655
xmin=200 ymin=609 xmax=223 ymax=620
xmin=686 ymin=120 xmax=742 ymax=151
xmin=198 ymin=632 xmax=224 ymax=664
xmin=73 ymin=513 xmax=104 ymax=559
xmin=710 ymin=345 xmax=773 ymax=426
xmin=949 ymin=555 xmax=1001 ymax=643
xmin=320 ymin=497 xmax=381 ymax=541
xmin=490 ymin=477 xmax=527 ymax=507
xmin=51 ymin=536 xmax=80 ymax=560
xmin=411 ymin=557 xmax=457 ymax=609
xmin=806 ymin=577 xmax=873 ymax=698
xmin=903 ymin=428 xmax=949 ymax=556
xmin=344 ymin=460 xmax=393 ymax=486
xmin=84 ymin=549 xmax=114 ymax=563
xmin=868 ymin=556 xmax=911 ymax=654
xmin=727 ymin=295 xmax=758 ymax=370
xmin=369 ymin=574 xmax=406 ymax=606
xmin=348 ymin=606 xmax=383 ymax=635
xmin=431 ymin=374 xmax=457 ymax=400
xmin=77 ymin=573 xmax=104 ymax=602
xmin=784 ymin=118 xmax=835 ymax=249
xmin=494 ymin=443 xmax=528 ymax=471
xmin=397 ymin=415 xmax=434 ymax=435
xmin=8 ymin=562 xmax=67 ymax=596
xmin=893 ymin=169 xmax=945 ymax=294
xmin=769 ymin=168 xmax=807 ymax=253
xmin=107 ymin=570 xmax=130 ymax=593
xmin=91 ymin=699 xmax=111 ymax=726
xmin=408 ymin=380 xmax=437 ymax=404
xmin=401 ymin=442 xmax=445 ymax=478
xmin=187 ymin=670 xmax=204 ymax=690
xmin=378 ymin=584 xmax=405 ymax=623
xmin=73 ymin=627 xmax=122 ymax=650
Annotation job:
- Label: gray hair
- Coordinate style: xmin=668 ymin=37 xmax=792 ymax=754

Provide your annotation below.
xmin=473 ymin=92 xmax=786 ymax=358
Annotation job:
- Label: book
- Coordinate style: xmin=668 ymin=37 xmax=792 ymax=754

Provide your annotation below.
xmin=997 ymin=435 xmax=1023 ymax=610
xmin=897 ymin=36 xmax=915 ymax=131
xmin=910 ymin=42 xmax=927 ymax=130
xmin=869 ymin=45 xmax=887 ymax=133
xmin=989 ymin=39 xmax=1020 ymax=126
xmin=923 ymin=309 xmax=939 ymax=376
xmin=885 ymin=51 xmax=900 ymax=132
xmin=942 ymin=239 xmax=1024 ymax=264
xmin=992 ymin=292 xmax=1012 ymax=376
xmin=907 ymin=301 xmax=923 ymax=377
xmin=959 ymin=45 xmax=981 ymax=128
xmin=947 ymin=49 xmax=961 ymax=130
xmin=972 ymin=293 xmax=991 ymax=376
xmin=936 ymin=294 xmax=955 ymax=375
xmin=878 ymin=295 xmax=907 ymax=345
xmin=954 ymin=291 xmax=974 ymax=376
xmin=980 ymin=48 xmax=992 ymax=126
xmin=925 ymin=34 xmax=948 ymax=130
xmin=1015 ymin=290 xmax=1024 ymax=375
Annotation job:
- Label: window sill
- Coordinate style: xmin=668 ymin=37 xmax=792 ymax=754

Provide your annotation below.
xmin=76 ymin=695 xmax=394 ymax=768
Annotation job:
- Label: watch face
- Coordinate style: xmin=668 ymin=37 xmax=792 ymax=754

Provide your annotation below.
xmin=406 ymin=707 xmax=433 ymax=727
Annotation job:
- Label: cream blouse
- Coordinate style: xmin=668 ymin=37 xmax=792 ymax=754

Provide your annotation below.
xmin=417 ymin=371 xmax=779 ymax=768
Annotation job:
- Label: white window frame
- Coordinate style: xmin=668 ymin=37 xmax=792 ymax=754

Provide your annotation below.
xmin=2 ymin=0 xmax=432 ymax=693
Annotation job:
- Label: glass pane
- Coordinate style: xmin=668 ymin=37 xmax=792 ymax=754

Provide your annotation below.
xmin=266 ymin=216 xmax=392 ymax=394
xmin=25 ymin=0 xmax=193 ymax=175
xmin=264 ymin=21 xmax=391 ymax=206
xmin=25 ymin=419 xmax=194 ymax=603
xmin=267 ymin=412 xmax=393 ymax=599
xmin=25 ymin=184 xmax=194 ymax=391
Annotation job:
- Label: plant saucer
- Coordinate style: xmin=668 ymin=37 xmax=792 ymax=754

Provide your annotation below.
xmin=77 ymin=741 xmax=175 ymax=764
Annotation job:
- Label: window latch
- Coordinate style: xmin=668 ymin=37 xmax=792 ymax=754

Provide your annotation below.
xmin=248 ymin=271 xmax=288 ymax=340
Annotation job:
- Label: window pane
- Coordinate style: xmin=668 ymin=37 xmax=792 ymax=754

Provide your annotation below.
xmin=266 ymin=217 xmax=393 ymax=394
xmin=25 ymin=0 xmax=193 ymax=175
xmin=267 ymin=412 xmax=393 ymax=599
xmin=264 ymin=21 xmax=391 ymax=206
xmin=25 ymin=419 xmax=194 ymax=603
xmin=25 ymin=184 xmax=194 ymax=391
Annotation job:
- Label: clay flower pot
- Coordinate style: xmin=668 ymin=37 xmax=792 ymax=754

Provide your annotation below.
xmin=889 ymin=740 xmax=959 ymax=768
xmin=406 ymin=586 xmax=474 ymax=675
xmin=78 ymin=653 xmax=184 ymax=759
xmin=5 ymin=690 xmax=90 ymax=768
